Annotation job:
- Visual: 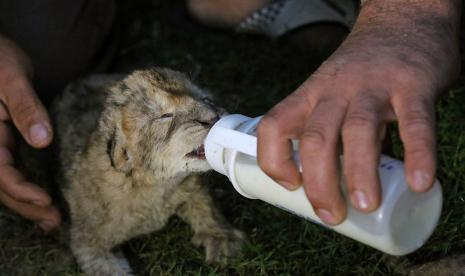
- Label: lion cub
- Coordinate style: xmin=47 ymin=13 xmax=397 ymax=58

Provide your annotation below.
xmin=52 ymin=68 xmax=245 ymax=275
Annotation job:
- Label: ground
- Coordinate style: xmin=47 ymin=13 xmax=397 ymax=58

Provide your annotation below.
xmin=1 ymin=1 xmax=465 ymax=275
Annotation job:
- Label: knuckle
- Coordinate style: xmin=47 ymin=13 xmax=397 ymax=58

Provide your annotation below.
xmin=258 ymin=158 xmax=284 ymax=178
xmin=0 ymin=68 xmax=24 ymax=88
xmin=404 ymin=139 xmax=434 ymax=158
xmin=391 ymin=68 xmax=433 ymax=94
xmin=401 ymin=116 xmax=434 ymax=144
xmin=10 ymin=100 xmax=37 ymax=125
xmin=405 ymin=146 xmax=433 ymax=161
xmin=343 ymin=110 xmax=375 ymax=131
xmin=0 ymin=73 xmax=28 ymax=100
xmin=0 ymin=180 xmax=21 ymax=201
xmin=401 ymin=116 xmax=435 ymax=158
xmin=301 ymin=123 xmax=327 ymax=150
xmin=257 ymin=113 xmax=280 ymax=134
xmin=6 ymin=187 xmax=22 ymax=201
xmin=403 ymin=114 xmax=432 ymax=131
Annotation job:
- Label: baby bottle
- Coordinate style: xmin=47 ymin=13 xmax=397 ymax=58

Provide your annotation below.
xmin=204 ymin=114 xmax=443 ymax=256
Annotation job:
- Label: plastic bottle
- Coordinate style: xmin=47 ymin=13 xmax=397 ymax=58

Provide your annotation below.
xmin=204 ymin=114 xmax=443 ymax=256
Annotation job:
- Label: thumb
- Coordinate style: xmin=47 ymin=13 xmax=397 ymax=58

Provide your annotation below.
xmin=1 ymin=76 xmax=53 ymax=148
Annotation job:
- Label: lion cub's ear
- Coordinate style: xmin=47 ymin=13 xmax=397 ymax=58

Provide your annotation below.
xmin=107 ymin=126 xmax=133 ymax=174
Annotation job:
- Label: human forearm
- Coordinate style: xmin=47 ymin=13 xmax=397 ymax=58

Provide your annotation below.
xmin=354 ymin=0 xmax=461 ymax=86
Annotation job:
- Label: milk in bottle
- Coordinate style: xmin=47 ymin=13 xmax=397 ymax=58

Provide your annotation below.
xmin=204 ymin=114 xmax=442 ymax=255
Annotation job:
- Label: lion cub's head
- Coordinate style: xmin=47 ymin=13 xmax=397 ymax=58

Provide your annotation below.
xmin=99 ymin=68 xmax=220 ymax=178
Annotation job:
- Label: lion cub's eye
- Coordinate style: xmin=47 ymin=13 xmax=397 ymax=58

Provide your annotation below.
xmin=159 ymin=113 xmax=174 ymax=119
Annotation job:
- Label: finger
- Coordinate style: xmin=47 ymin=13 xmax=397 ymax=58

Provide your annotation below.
xmin=0 ymin=100 xmax=10 ymax=121
xmin=0 ymin=76 xmax=52 ymax=148
xmin=0 ymin=163 xmax=51 ymax=206
xmin=257 ymin=91 xmax=312 ymax=189
xmin=300 ymin=98 xmax=348 ymax=225
xmin=0 ymin=121 xmax=15 ymax=149
xmin=393 ymin=94 xmax=436 ymax=192
xmin=342 ymin=92 xmax=387 ymax=212
xmin=0 ymin=146 xmax=13 ymax=166
xmin=0 ymin=190 xmax=61 ymax=231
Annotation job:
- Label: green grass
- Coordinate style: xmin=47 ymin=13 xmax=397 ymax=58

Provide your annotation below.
xmin=1 ymin=1 xmax=465 ymax=275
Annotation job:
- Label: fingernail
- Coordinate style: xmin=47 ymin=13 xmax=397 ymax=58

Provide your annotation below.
xmin=352 ymin=190 xmax=369 ymax=210
xmin=29 ymin=124 xmax=49 ymax=145
xmin=411 ymin=170 xmax=430 ymax=192
xmin=316 ymin=209 xmax=338 ymax=225
xmin=279 ymin=181 xmax=299 ymax=190
xmin=38 ymin=220 xmax=56 ymax=231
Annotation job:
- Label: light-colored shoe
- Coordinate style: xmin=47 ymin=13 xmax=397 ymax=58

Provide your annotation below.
xmin=236 ymin=0 xmax=358 ymax=38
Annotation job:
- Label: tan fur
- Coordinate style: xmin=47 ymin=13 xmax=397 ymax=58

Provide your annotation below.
xmin=409 ymin=255 xmax=465 ymax=276
xmin=52 ymin=68 xmax=244 ymax=275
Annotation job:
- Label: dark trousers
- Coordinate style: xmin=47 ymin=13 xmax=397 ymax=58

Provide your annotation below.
xmin=0 ymin=0 xmax=116 ymax=102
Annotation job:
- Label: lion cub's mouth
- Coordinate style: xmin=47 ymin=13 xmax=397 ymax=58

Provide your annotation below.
xmin=186 ymin=145 xmax=205 ymax=160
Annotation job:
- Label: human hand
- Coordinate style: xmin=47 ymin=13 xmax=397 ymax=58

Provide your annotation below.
xmin=257 ymin=0 xmax=460 ymax=225
xmin=0 ymin=35 xmax=61 ymax=231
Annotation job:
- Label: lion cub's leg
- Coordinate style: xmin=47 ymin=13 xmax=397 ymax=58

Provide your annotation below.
xmin=172 ymin=175 xmax=246 ymax=263
xmin=70 ymin=226 xmax=134 ymax=276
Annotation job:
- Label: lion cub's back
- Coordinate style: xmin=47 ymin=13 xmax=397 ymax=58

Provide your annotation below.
xmin=52 ymin=74 xmax=124 ymax=164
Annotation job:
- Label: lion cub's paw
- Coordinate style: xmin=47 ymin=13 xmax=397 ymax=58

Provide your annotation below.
xmin=192 ymin=228 xmax=246 ymax=264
